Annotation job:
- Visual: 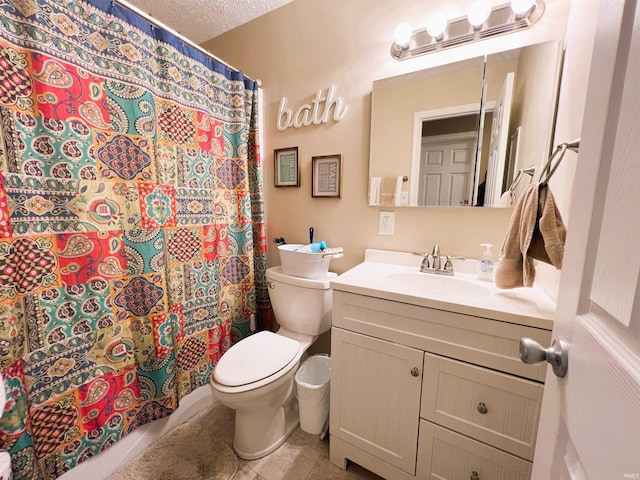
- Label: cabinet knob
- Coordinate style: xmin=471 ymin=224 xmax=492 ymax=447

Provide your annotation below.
xmin=471 ymin=471 xmax=480 ymax=480
xmin=477 ymin=402 xmax=488 ymax=414
xmin=410 ymin=367 xmax=420 ymax=377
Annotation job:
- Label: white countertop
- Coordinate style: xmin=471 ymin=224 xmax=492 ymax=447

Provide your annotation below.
xmin=330 ymin=249 xmax=556 ymax=330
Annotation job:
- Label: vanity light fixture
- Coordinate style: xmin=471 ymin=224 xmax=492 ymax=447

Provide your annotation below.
xmin=391 ymin=0 xmax=545 ymax=60
xmin=393 ymin=22 xmax=413 ymax=49
xmin=426 ymin=13 xmax=448 ymax=40
xmin=511 ymin=0 xmax=537 ymax=18
xmin=468 ymin=0 xmax=492 ymax=28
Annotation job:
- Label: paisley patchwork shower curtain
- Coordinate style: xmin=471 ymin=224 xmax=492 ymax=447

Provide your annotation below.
xmin=0 ymin=0 xmax=268 ymax=478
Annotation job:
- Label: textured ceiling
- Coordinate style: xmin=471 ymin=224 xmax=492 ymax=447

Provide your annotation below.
xmin=124 ymin=0 xmax=294 ymax=44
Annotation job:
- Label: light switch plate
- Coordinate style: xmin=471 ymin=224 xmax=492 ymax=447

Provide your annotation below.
xmin=378 ymin=211 xmax=394 ymax=235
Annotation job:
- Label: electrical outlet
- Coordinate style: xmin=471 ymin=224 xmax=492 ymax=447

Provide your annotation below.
xmin=378 ymin=211 xmax=395 ymax=235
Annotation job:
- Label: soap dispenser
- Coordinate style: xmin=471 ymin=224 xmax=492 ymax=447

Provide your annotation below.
xmin=477 ymin=243 xmax=496 ymax=281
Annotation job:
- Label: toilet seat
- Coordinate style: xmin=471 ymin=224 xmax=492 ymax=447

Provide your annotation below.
xmin=214 ymin=331 xmax=300 ymax=387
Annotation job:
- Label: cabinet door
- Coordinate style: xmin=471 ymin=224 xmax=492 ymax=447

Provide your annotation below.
xmin=330 ymin=327 xmax=423 ymax=474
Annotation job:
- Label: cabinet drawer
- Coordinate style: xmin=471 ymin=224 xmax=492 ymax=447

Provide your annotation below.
xmin=332 ymin=291 xmax=551 ymax=381
xmin=417 ymin=420 xmax=532 ymax=480
xmin=421 ymin=353 xmax=542 ymax=461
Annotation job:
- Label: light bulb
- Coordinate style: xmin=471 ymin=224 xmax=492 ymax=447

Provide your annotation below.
xmin=511 ymin=0 xmax=536 ymax=17
xmin=393 ymin=22 xmax=413 ymax=49
xmin=468 ymin=0 xmax=492 ymax=28
xmin=426 ymin=13 xmax=447 ymax=40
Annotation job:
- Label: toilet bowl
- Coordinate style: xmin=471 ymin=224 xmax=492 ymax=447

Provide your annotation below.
xmin=210 ymin=267 xmax=334 ymax=460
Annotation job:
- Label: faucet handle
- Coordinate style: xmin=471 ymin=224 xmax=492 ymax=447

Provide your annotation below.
xmin=419 ymin=254 xmax=432 ymax=272
xmin=444 ymin=256 xmax=454 ymax=274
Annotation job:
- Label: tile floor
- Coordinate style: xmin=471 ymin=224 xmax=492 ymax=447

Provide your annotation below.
xmin=205 ymin=401 xmax=384 ymax=480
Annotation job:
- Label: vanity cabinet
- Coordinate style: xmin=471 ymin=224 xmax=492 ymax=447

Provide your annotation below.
xmin=329 ymin=290 xmax=551 ymax=480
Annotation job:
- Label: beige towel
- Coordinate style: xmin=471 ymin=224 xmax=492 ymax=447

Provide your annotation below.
xmin=529 ymin=184 xmax=566 ymax=267
xmin=495 ymin=183 xmax=566 ymax=289
xmin=498 ymin=190 xmax=517 ymax=207
xmin=380 ymin=176 xmax=402 ymax=206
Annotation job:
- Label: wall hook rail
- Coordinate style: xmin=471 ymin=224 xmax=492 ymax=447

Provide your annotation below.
xmin=539 ymin=138 xmax=580 ymax=185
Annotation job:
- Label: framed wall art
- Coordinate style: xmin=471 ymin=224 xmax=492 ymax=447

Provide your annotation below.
xmin=311 ymin=154 xmax=341 ymax=198
xmin=274 ymin=147 xmax=299 ymax=187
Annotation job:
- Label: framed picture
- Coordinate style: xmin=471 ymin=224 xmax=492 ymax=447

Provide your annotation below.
xmin=312 ymin=154 xmax=342 ymax=198
xmin=274 ymin=147 xmax=299 ymax=187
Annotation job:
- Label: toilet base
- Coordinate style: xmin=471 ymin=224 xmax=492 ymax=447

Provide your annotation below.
xmin=234 ymin=397 xmax=300 ymax=460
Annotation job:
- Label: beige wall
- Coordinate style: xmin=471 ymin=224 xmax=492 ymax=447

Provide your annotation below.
xmin=509 ymin=41 xmax=564 ymax=198
xmin=202 ymin=0 xmax=575 ymax=299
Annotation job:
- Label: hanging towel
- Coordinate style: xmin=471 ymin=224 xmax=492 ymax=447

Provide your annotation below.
xmin=369 ymin=177 xmax=381 ymax=206
xmin=393 ymin=175 xmax=403 ymax=206
xmin=380 ymin=176 xmax=403 ymax=206
xmin=528 ymin=183 xmax=566 ymax=267
xmin=498 ymin=190 xmax=517 ymax=207
xmin=495 ymin=182 xmax=566 ymax=289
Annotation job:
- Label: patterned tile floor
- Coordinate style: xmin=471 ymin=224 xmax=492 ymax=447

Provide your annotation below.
xmin=207 ymin=401 xmax=383 ymax=480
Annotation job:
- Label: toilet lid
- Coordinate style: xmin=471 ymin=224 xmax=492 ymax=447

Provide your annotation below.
xmin=213 ymin=331 xmax=300 ymax=387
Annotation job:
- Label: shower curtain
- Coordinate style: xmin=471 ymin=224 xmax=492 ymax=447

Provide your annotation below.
xmin=0 ymin=0 xmax=268 ymax=479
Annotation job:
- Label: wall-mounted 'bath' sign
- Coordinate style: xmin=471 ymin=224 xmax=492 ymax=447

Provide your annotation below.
xmin=277 ymin=85 xmax=347 ymax=131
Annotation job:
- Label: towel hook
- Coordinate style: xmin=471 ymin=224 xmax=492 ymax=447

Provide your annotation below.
xmin=539 ymin=139 xmax=580 ymax=185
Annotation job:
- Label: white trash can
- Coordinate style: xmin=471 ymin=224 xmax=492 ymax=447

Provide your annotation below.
xmin=295 ymin=354 xmax=331 ymax=435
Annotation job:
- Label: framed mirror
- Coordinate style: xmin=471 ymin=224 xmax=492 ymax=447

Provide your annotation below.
xmin=368 ymin=40 xmax=563 ymax=207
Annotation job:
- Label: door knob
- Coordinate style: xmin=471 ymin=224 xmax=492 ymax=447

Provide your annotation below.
xmin=519 ymin=337 xmax=568 ymax=377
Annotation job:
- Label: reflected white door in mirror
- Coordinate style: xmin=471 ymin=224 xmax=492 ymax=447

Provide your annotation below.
xmin=416 ymin=132 xmax=477 ymax=206
xmin=408 ymin=103 xmax=483 ymax=207
xmin=484 ymin=72 xmax=515 ymax=206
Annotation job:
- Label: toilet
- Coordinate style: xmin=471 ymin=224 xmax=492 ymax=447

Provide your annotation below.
xmin=210 ymin=266 xmax=335 ymax=460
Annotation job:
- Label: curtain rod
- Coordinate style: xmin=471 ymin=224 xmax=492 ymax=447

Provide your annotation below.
xmin=113 ymin=0 xmax=261 ymax=86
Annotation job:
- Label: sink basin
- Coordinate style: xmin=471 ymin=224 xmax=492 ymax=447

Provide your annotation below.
xmin=384 ymin=272 xmax=491 ymax=298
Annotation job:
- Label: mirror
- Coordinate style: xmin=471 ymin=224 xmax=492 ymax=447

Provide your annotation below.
xmin=369 ymin=40 xmax=563 ymax=207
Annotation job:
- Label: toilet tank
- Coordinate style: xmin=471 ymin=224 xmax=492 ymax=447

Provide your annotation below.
xmin=266 ymin=267 xmax=335 ymax=336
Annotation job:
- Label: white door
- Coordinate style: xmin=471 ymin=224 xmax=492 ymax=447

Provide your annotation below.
xmin=531 ymin=1 xmax=640 ymax=478
xmin=419 ymin=133 xmax=477 ymax=206
xmin=484 ymin=72 xmax=514 ymax=206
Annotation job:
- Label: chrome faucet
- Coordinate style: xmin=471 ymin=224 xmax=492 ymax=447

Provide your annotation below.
xmin=418 ymin=245 xmax=454 ymax=276
xmin=431 ymin=244 xmax=441 ymax=270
